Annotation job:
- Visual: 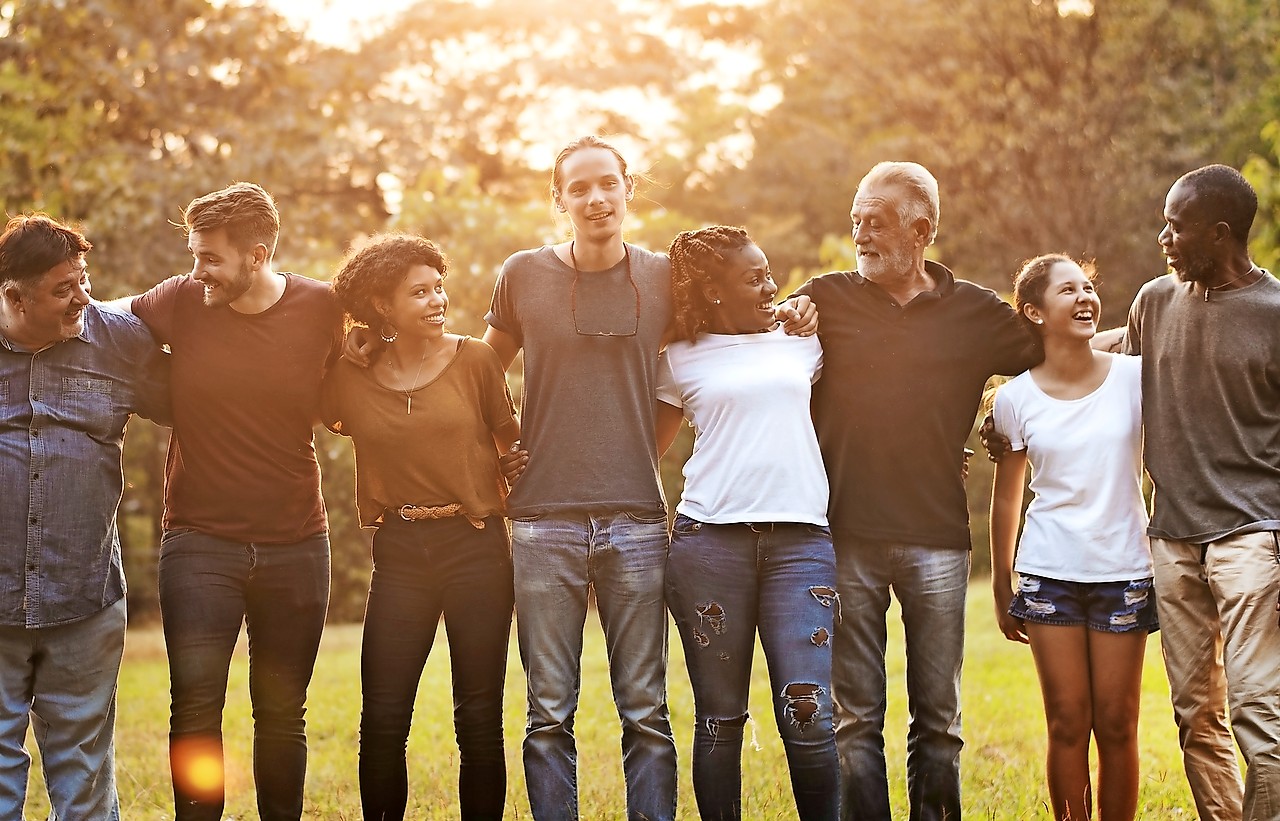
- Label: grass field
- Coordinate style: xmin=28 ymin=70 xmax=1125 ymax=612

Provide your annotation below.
xmin=21 ymin=580 xmax=1199 ymax=819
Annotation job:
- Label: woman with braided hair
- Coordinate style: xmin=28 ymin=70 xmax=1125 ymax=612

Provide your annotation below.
xmin=656 ymin=225 xmax=839 ymax=820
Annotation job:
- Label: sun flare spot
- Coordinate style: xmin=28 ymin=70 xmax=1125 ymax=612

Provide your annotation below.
xmin=171 ymin=738 xmax=225 ymax=800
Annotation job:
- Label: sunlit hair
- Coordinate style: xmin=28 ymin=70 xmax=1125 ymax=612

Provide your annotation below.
xmin=1012 ymin=252 xmax=1098 ymax=333
xmin=0 ymin=214 xmax=92 ymax=293
xmin=1176 ymin=164 xmax=1258 ymax=246
xmin=853 ymin=161 xmax=940 ymax=244
xmin=550 ymin=135 xmax=631 ymax=201
xmin=668 ymin=225 xmax=754 ymax=343
xmin=183 ymin=182 xmax=280 ymax=258
xmin=331 ymin=233 xmax=448 ymax=330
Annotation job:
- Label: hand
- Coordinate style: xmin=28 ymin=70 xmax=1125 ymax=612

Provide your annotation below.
xmin=962 ymin=447 xmax=974 ymax=481
xmin=979 ymin=413 xmax=1011 ymax=462
xmin=499 ymin=440 xmax=528 ymax=485
xmin=993 ymin=585 xmax=1029 ymax=644
xmin=997 ymin=610 xmax=1030 ymax=644
xmin=778 ymin=295 xmax=818 ymax=337
xmin=342 ymin=326 xmax=383 ymax=369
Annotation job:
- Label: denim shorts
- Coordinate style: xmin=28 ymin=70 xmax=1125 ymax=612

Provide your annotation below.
xmin=1008 ymin=573 xmax=1159 ymax=634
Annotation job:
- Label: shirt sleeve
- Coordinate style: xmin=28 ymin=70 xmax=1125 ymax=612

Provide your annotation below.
xmin=130 ymin=275 xmax=186 ymax=347
xmin=1123 ymin=290 xmax=1143 ymax=356
xmin=992 ymin=382 xmax=1027 ymax=452
xmin=654 ymin=349 xmax=682 ymax=408
xmin=983 ymin=293 xmax=1041 ymax=376
xmin=116 ymin=310 xmax=172 ymax=425
xmin=318 ymin=366 xmax=347 ymax=435
xmin=483 ymin=254 xmax=524 ymax=345
xmin=475 ymin=341 xmax=518 ymax=436
xmin=323 ymin=288 xmax=345 ymax=372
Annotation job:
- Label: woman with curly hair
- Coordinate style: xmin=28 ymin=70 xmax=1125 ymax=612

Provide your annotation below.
xmin=657 ymin=225 xmax=838 ymax=820
xmin=321 ymin=233 xmax=520 ymax=820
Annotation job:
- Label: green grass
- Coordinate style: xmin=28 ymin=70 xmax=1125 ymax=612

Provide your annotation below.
xmin=21 ymin=581 xmax=1197 ymax=819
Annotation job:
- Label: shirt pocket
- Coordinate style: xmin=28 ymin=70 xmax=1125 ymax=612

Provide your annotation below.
xmin=59 ymin=376 xmax=116 ymax=429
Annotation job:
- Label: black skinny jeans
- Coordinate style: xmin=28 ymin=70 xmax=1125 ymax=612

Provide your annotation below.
xmin=158 ymin=530 xmax=331 ymax=821
xmin=359 ymin=514 xmax=514 ymax=820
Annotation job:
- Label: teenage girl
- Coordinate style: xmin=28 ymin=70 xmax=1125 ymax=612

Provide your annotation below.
xmin=989 ymin=253 xmax=1156 ymax=821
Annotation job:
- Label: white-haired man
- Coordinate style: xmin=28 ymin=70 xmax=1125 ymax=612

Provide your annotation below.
xmin=794 ymin=162 xmax=1038 ymax=820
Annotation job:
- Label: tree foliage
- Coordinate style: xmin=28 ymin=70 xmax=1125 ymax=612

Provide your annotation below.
xmin=716 ymin=0 xmax=1278 ymax=321
xmin=3 ymin=0 xmax=1279 ymax=615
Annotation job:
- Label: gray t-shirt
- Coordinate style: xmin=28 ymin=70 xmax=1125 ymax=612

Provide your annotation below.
xmin=1125 ymin=270 xmax=1280 ymax=542
xmin=485 ymin=243 xmax=672 ymax=517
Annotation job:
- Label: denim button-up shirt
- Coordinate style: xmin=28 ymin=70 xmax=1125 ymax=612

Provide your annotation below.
xmin=0 ymin=302 xmax=169 ymax=627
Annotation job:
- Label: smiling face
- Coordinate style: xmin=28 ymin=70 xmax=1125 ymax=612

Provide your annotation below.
xmin=378 ymin=264 xmax=447 ymax=342
xmin=1158 ymin=181 xmax=1221 ymax=286
xmin=704 ymin=243 xmax=778 ymax=334
xmin=189 ymin=228 xmax=256 ymax=308
xmin=850 ymin=182 xmax=920 ymax=282
xmin=8 ymin=256 xmax=93 ymax=348
xmin=553 ymin=146 xmax=633 ymax=244
xmin=1023 ymin=260 xmax=1100 ymax=341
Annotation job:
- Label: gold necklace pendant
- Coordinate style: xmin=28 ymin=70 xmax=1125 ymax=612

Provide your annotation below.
xmin=389 ymin=344 xmax=432 ymax=415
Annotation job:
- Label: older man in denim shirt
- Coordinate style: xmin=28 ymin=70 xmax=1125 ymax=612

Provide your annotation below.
xmin=0 ymin=214 xmax=169 ymax=819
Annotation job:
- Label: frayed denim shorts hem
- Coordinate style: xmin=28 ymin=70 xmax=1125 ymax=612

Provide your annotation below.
xmin=1008 ymin=573 xmax=1159 ymax=634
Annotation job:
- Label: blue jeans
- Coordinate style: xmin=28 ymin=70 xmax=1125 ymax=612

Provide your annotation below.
xmin=831 ymin=539 xmax=969 ymax=821
xmin=158 ymin=530 xmax=330 ymax=821
xmin=511 ymin=511 xmax=676 ymax=821
xmin=0 ymin=598 xmax=126 ymax=820
xmin=360 ymin=515 xmax=513 ymax=821
xmin=666 ymin=515 xmax=840 ymax=821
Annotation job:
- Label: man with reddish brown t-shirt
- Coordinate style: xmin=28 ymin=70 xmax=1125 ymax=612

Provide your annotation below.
xmin=127 ymin=183 xmax=342 ymax=821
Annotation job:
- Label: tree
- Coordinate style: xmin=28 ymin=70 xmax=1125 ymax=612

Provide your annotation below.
xmin=713 ymin=0 xmax=1278 ymax=322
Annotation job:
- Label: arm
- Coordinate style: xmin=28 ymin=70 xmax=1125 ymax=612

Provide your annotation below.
xmin=1091 ymin=327 xmax=1125 ymax=353
xmin=492 ymin=417 xmax=522 ymax=455
xmin=656 ymin=400 xmax=684 ymax=456
xmin=990 ymin=448 xmax=1030 ymax=644
xmin=482 ymin=324 xmax=521 ymax=372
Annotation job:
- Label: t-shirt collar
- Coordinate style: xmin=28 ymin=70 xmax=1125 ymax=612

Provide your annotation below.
xmin=847 ymin=259 xmax=957 ymax=307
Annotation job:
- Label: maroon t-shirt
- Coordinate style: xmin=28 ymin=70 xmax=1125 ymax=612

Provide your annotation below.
xmin=133 ymin=273 xmax=343 ymax=543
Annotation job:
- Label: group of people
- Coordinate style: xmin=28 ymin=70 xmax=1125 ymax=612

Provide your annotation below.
xmin=0 ymin=131 xmax=1275 ymax=821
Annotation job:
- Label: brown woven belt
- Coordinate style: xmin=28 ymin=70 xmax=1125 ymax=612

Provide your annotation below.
xmin=397 ymin=503 xmax=486 ymax=529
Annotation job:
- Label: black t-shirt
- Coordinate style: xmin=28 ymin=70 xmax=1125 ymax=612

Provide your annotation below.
xmin=795 ymin=261 xmax=1037 ymax=549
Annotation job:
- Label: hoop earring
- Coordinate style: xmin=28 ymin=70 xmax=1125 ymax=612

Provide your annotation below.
xmin=379 ymin=321 xmax=399 ymax=344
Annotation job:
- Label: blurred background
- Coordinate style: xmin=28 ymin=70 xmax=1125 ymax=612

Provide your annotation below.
xmin=4 ymin=0 xmax=1278 ymax=620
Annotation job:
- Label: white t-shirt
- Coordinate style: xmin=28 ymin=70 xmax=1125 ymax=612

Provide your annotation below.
xmin=993 ymin=353 xmax=1151 ymax=582
xmin=656 ymin=328 xmax=828 ymax=525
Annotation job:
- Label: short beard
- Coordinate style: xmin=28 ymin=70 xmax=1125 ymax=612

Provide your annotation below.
xmin=202 ymin=259 xmax=254 ymax=307
xmin=858 ymin=244 xmax=916 ymax=283
xmin=1172 ymin=252 xmax=1216 ymax=286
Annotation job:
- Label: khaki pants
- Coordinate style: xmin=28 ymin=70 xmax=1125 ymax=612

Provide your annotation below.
xmin=1153 ymin=532 xmax=1280 ymax=821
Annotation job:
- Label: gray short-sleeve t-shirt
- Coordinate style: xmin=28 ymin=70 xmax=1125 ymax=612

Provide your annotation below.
xmin=485 ymin=243 xmax=672 ymax=517
xmin=1125 ymin=271 xmax=1280 ymax=542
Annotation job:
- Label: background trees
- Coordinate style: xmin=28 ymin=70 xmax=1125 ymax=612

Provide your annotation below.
xmin=3 ymin=0 xmax=1277 ymax=616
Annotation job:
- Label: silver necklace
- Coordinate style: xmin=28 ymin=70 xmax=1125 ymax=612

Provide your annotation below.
xmin=1204 ymin=264 xmax=1262 ymax=302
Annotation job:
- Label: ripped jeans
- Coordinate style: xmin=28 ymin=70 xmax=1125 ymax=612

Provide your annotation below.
xmin=666 ymin=514 xmax=840 ymax=821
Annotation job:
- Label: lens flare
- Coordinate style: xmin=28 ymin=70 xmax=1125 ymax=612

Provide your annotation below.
xmin=171 ymin=737 xmax=224 ymax=801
